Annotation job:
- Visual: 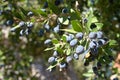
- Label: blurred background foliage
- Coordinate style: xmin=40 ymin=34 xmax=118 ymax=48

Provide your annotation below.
xmin=0 ymin=0 xmax=120 ymax=80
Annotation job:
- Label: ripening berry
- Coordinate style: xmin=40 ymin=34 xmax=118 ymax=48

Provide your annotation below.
xmin=76 ymin=32 xmax=83 ymax=40
xmin=48 ymin=56 xmax=55 ymax=63
xmin=83 ymin=18 xmax=88 ymax=23
xmin=20 ymin=29 xmax=24 ymax=36
xmin=66 ymin=34 xmax=74 ymax=42
xmin=44 ymin=24 xmax=50 ymax=31
xmin=73 ymin=53 xmax=79 ymax=60
xmin=113 ymin=77 xmax=119 ymax=80
xmin=92 ymin=66 xmax=98 ymax=75
xmin=62 ymin=8 xmax=68 ymax=13
xmin=97 ymin=62 xmax=102 ymax=68
xmin=89 ymin=41 xmax=97 ymax=48
xmin=70 ymin=39 xmax=77 ymax=47
xmin=97 ymin=31 xmax=103 ymax=39
xmin=53 ymin=25 xmax=60 ymax=33
xmin=84 ymin=61 xmax=89 ymax=66
xmin=55 ymin=0 xmax=62 ymax=6
xmin=59 ymin=63 xmax=67 ymax=68
xmin=6 ymin=20 xmax=14 ymax=26
xmin=76 ymin=45 xmax=84 ymax=54
xmin=89 ymin=32 xmax=97 ymax=39
xmin=38 ymin=29 xmax=44 ymax=37
xmin=25 ymin=28 xmax=31 ymax=35
xmin=43 ymin=1 xmax=48 ymax=8
xmin=0 ymin=10 xmax=3 ymax=15
xmin=90 ymin=23 xmax=96 ymax=29
xmin=53 ymin=51 xmax=58 ymax=57
xmin=19 ymin=21 xmax=25 ymax=27
xmin=98 ymin=39 xmax=106 ymax=46
xmin=90 ymin=48 xmax=98 ymax=55
xmin=44 ymin=39 xmax=52 ymax=45
xmin=27 ymin=11 xmax=33 ymax=17
xmin=66 ymin=56 xmax=72 ymax=63
xmin=27 ymin=22 xmax=34 ymax=28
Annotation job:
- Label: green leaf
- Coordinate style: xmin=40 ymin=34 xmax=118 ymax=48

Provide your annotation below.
xmin=61 ymin=35 xmax=67 ymax=42
xmin=60 ymin=29 xmax=77 ymax=33
xmin=48 ymin=1 xmax=60 ymax=14
xmin=70 ymin=9 xmax=81 ymax=20
xmin=66 ymin=48 xmax=71 ymax=55
xmin=87 ymin=11 xmax=98 ymax=30
xmin=47 ymin=65 xmax=56 ymax=70
xmin=44 ymin=47 xmax=54 ymax=51
xmin=83 ymin=73 xmax=93 ymax=77
xmin=32 ymin=9 xmax=47 ymax=17
xmin=71 ymin=20 xmax=82 ymax=32
xmin=52 ymin=39 xmax=59 ymax=44
xmin=109 ymin=40 xmax=117 ymax=46
xmin=0 ymin=50 xmax=3 ymax=56
xmin=19 ymin=7 xmax=28 ymax=16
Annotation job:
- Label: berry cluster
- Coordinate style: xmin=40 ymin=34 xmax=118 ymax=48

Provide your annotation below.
xmin=10 ymin=21 xmax=34 ymax=36
xmin=44 ymin=22 xmax=110 ymax=72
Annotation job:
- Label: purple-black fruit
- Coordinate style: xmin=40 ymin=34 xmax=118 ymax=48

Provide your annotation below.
xmin=44 ymin=39 xmax=52 ymax=45
xmin=76 ymin=32 xmax=83 ymax=40
xmin=97 ymin=31 xmax=103 ymax=39
xmin=19 ymin=21 xmax=25 ymax=27
xmin=48 ymin=56 xmax=55 ymax=63
xmin=76 ymin=45 xmax=84 ymax=54
xmin=70 ymin=39 xmax=77 ymax=47
xmin=66 ymin=56 xmax=72 ymax=63
xmin=27 ymin=11 xmax=33 ymax=17
xmin=89 ymin=32 xmax=97 ymax=39
xmin=73 ymin=53 xmax=79 ymax=60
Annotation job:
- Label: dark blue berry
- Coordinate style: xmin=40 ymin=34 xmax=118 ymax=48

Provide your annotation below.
xmin=76 ymin=32 xmax=83 ymax=40
xmin=89 ymin=41 xmax=97 ymax=48
xmin=38 ymin=29 xmax=44 ymax=37
xmin=25 ymin=28 xmax=31 ymax=35
xmin=97 ymin=31 xmax=103 ymax=39
xmin=55 ymin=0 xmax=61 ymax=6
xmin=48 ymin=56 xmax=55 ymax=63
xmin=0 ymin=10 xmax=4 ymax=15
xmin=83 ymin=18 xmax=88 ymax=23
xmin=44 ymin=24 xmax=50 ymax=31
xmin=90 ymin=48 xmax=98 ymax=55
xmin=43 ymin=1 xmax=48 ymax=8
xmin=53 ymin=25 xmax=60 ymax=33
xmin=76 ymin=45 xmax=84 ymax=54
xmin=62 ymin=8 xmax=68 ymax=13
xmin=89 ymin=32 xmax=97 ymax=39
xmin=73 ymin=53 xmax=79 ymax=60
xmin=113 ymin=77 xmax=119 ymax=80
xmin=53 ymin=51 xmax=58 ymax=57
xmin=66 ymin=34 xmax=74 ymax=42
xmin=27 ymin=22 xmax=34 ymax=28
xmin=44 ymin=39 xmax=52 ymax=45
xmin=97 ymin=62 xmax=102 ymax=68
xmin=19 ymin=21 xmax=25 ymax=27
xmin=92 ymin=66 xmax=98 ymax=75
xmin=27 ymin=11 xmax=33 ymax=17
xmin=20 ymin=29 xmax=24 ymax=36
xmin=70 ymin=39 xmax=77 ymax=47
xmin=66 ymin=56 xmax=72 ymax=63
xmin=59 ymin=63 xmax=67 ymax=68
xmin=6 ymin=20 xmax=14 ymax=26
xmin=84 ymin=61 xmax=89 ymax=66
xmin=98 ymin=39 xmax=106 ymax=46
